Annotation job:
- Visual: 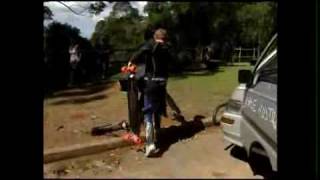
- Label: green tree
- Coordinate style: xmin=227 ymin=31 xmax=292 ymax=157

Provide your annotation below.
xmin=89 ymin=2 xmax=277 ymax=70
xmin=44 ymin=1 xmax=108 ymax=20
xmin=110 ymin=2 xmax=140 ymax=19
xmin=91 ymin=2 xmax=145 ymax=50
xmin=236 ymin=2 xmax=277 ymax=48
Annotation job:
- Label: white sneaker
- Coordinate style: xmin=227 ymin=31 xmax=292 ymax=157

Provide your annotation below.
xmin=145 ymin=144 xmax=156 ymax=157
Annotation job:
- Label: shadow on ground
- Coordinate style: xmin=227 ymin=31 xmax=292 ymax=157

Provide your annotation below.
xmin=50 ymin=94 xmax=108 ymax=105
xmin=46 ymin=80 xmax=115 ymax=105
xmin=46 ymin=80 xmax=114 ymax=99
xmin=150 ymin=115 xmax=206 ymax=158
xmin=230 ymin=145 xmax=276 ymax=179
xmin=230 ymin=145 xmax=248 ymax=162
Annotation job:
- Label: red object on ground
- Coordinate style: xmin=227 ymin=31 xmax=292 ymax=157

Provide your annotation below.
xmin=122 ymin=132 xmax=143 ymax=145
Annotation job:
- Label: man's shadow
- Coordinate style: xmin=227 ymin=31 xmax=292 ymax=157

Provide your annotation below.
xmin=150 ymin=115 xmax=206 ymax=158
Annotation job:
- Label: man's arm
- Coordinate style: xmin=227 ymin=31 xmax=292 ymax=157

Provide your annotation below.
xmin=128 ymin=48 xmax=145 ymax=66
xmin=128 ymin=40 xmax=152 ymax=65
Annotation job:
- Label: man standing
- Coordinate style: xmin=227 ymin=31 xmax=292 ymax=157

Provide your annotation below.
xmin=128 ymin=28 xmax=173 ymax=157
xmin=69 ymin=44 xmax=81 ymax=86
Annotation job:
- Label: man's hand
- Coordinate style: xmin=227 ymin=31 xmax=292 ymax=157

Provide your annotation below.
xmin=155 ymin=39 xmax=164 ymax=44
xmin=128 ymin=61 xmax=132 ymax=67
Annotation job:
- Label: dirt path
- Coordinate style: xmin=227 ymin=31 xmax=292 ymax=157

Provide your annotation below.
xmin=44 ymin=126 xmax=260 ymax=178
xmin=44 ymin=81 xmax=128 ymax=149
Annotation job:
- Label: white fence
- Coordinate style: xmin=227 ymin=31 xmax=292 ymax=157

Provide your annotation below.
xmin=232 ymin=47 xmax=260 ymax=63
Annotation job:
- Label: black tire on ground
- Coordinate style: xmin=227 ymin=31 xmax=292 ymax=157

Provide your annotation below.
xmin=212 ymin=102 xmax=227 ymax=126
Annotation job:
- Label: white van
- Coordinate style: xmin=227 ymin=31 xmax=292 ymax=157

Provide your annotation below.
xmin=221 ymin=34 xmax=277 ymax=178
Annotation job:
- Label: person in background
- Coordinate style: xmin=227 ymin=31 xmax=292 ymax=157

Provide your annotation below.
xmin=69 ymin=43 xmax=81 ymax=86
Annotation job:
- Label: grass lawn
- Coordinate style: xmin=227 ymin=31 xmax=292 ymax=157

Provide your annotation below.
xmin=165 ymin=63 xmax=252 ymax=119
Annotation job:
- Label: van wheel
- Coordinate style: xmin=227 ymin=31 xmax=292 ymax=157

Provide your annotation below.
xmin=249 ymin=147 xmax=276 ymax=178
xmin=212 ymin=103 xmax=227 ymax=126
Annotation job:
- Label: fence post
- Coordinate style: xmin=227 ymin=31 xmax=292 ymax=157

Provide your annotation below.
xmin=238 ymin=47 xmax=242 ymax=63
xmin=231 ymin=49 xmax=234 ymax=64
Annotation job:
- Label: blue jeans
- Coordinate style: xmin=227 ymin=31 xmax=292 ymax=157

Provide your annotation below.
xmin=144 ymin=94 xmax=161 ymax=145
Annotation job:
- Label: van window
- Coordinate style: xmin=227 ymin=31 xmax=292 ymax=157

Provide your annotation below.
xmin=260 ymin=40 xmax=277 ymax=63
xmin=258 ymin=54 xmax=277 ymax=84
xmin=254 ymin=35 xmax=277 ymax=72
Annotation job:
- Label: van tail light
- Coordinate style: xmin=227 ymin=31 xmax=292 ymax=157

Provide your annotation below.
xmin=221 ymin=116 xmax=235 ymax=124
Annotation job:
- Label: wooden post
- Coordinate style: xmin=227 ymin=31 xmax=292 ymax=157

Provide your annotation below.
xmin=231 ymin=49 xmax=234 ymax=64
xmin=238 ymin=47 xmax=242 ymax=63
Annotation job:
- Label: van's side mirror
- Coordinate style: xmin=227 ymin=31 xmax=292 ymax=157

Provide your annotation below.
xmin=238 ymin=70 xmax=252 ymax=84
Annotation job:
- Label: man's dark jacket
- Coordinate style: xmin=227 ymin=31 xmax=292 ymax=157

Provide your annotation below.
xmin=130 ymin=39 xmax=174 ymax=115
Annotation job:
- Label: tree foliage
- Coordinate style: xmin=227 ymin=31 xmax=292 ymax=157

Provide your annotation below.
xmin=44 ymin=1 xmax=109 ymax=20
xmin=91 ymin=2 xmax=145 ymax=51
xmin=89 ymin=1 xmax=277 ymax=68
xmin=44 ymin=2 xmax=277 ymax=92
xmin=236 ymin=2 xmax=277 ymax=48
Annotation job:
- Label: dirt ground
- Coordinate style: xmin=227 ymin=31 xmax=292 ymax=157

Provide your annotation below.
xmin=44 ymin=126 xmax=262 ymax=178
xmin=43 ymin=80 xmax=181 ymax=149
xmin=44 ymin=65 xmax=250 ymax=150
xmin=44 ymin=65 xmax=257 ymax=178
xmin=44 ymin=81 xmax=125 ymax=149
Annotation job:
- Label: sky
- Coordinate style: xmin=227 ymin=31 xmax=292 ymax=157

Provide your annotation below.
xmin=44 ymin=1 xmax=148 ymax=38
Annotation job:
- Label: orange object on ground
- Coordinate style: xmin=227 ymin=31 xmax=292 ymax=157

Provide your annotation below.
xmin=122 ymin=132 xmax=143 ymax=145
